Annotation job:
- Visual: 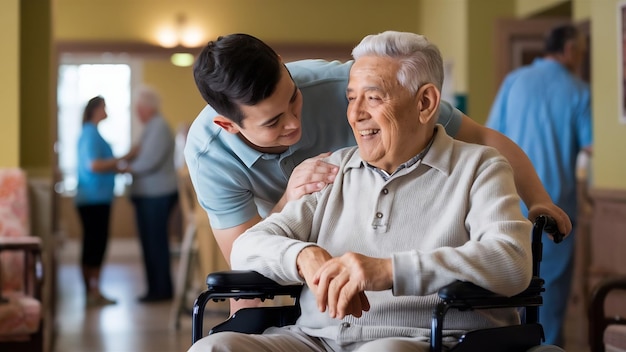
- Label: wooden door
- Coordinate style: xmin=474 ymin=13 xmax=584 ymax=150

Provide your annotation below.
xmin=493 ymin=18 xmax=573 ymax=88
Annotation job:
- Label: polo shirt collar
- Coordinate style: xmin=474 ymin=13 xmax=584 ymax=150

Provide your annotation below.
xmin=220 ymin=131 xmax=263 ymax=168
xmin=220 ymin=125 xmax=312 ymax=168
xmin=343 ymin=125 xmax=452 ymax=177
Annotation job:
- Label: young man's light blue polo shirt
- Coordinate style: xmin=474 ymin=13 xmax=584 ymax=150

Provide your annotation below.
xmin=185 ymin=59 xmax=462 ymax=229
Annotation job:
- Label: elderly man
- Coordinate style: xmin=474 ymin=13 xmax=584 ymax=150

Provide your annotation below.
xmin=188 ymin=31 xmax=532 ymax=352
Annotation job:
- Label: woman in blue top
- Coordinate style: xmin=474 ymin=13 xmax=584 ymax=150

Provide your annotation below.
xmin=76 ymin=96 xmax=137 ymax=307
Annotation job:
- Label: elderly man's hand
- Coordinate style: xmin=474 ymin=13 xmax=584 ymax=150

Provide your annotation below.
xmin=313 ymin=252 xmax=392 ymax=319
xmin=527 ymin=202 xmax=572 ymax=239
xmin=296 ymin=246 xmax=333 ymax=295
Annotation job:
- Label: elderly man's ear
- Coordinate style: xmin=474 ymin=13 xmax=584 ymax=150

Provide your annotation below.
xmin=417 ymin=83 xmax=441 ymax=125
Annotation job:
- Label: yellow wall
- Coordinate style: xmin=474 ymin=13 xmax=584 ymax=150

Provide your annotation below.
xmin=516 ymin=0 xmax=569 ymax=17
xmin=0 ymin=0 xmax=20 ymax=167
xmin=55 ymin=0 xmax=420 ymax=44
xmin=141 ymin=60 xmax=206 ymax=130
xmin=468 ymin=0 xmax=515 ymax=122
xmin=417 ymin=0 xmax=468 ymax=93
xmin=20 ymin=2 xmax=54 ymax=176
xmin=590 ymin=0 xmax=626 ymax=189
xmin=573 ymin=0 xmax=591 ymax=21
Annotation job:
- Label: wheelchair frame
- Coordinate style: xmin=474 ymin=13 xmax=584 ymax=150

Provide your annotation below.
xmin=192 ymin=215 xmax=562 ymax=352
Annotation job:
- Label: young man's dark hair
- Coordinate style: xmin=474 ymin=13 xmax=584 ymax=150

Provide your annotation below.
xmin=545 ymin=24 xmax=579 ymax=54
xmin=193 ymin=33 xmax=283 ymax=126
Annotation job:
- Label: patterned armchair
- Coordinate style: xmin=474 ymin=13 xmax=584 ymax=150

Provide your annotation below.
xmin=0 ymin=168 xmax=44 ymax=352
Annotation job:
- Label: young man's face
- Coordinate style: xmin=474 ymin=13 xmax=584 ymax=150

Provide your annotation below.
xmin=234 ymin=65 xmax=304 ymax=153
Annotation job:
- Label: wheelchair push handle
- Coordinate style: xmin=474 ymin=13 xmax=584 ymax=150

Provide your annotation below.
xmin=534 ymin=214 xmax=564 ymax=243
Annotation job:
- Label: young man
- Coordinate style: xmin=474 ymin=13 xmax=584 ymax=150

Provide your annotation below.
xmin=188 ymin=30 xmax=534 ymax=352
xmin=184 ymin=33 xmax=570 ymax=279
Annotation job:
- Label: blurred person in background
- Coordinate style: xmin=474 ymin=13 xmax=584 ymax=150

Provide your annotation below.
xmin=486 ymin=24 xmax=592 ymax=346
xmin=76 ymin=95 xmax=137 ymax=307
xmin=127 ymin=85 xmax=179 ymax=303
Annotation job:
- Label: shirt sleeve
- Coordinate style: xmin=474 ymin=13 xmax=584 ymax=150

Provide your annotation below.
xmin=78 ymin=126 xmax=103 ymax=170
xmin=437 ymin=100 xmax=462 ymax=137
xmin=183 ymin=117 xmax=260 ymax=230
xmin=231 ymin=193 xmax=319 ymax=285
xmin=392 ymin=153 xmax=532 ymax=298
xmin=576 ymin=84 xmax=593 ymax=149
xmin=194 ymin=164 xmax=259 ymax=230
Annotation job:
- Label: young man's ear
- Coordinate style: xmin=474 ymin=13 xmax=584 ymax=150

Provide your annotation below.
xmin=416 ymin=83 xmax=441 ymax=124
xmin=213 ymin=116 xmax=240 ymax=134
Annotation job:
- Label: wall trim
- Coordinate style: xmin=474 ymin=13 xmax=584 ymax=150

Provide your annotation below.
xmin=590 ymin=187 xmax=626 ymax=202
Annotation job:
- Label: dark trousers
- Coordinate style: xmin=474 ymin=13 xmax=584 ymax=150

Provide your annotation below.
xmin=131 ymin=192 xmax=178 ymax=298
xmin=77 ymin=204 xmax=112 ymax=268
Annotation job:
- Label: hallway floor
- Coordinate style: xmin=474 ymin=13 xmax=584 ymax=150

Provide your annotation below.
xmin=52 ymin=237 xmax=590 ymax=352
xmin=52 ymin=237 xmax=228 ymax=352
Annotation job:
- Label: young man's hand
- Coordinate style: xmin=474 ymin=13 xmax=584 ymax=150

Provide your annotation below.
xmin=527 ymin=202 xmax=572 ymax=239
xmin=273 ymin=152 xmax=338 ymax=213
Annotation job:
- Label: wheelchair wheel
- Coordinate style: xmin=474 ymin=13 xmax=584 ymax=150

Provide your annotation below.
xmin=526 ymin=345 xmax=566 ymax=352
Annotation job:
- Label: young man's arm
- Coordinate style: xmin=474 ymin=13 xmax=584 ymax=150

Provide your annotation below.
xmin=210 ymin=215 xmax=263 ymax=313
xmin=455 ymin=114 xmax=572 ymax=236
xmin=212 ymin=215 xmax=263 ymax=267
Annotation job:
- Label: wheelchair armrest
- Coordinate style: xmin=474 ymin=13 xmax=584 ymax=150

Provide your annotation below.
xmin=432 ymin=278 xmax=545 ymax=352
xmin=437 ymin=277 xmax=544 ymax=311
xmin=207 ymin=270 xmax=302 ymax=298
xmin=438 ymin=281 xmax=502 ymax=300
xmin=193 ymin=270 xmax=303 ymax=343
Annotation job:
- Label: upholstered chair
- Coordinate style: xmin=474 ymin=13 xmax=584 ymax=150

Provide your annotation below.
xmin=0 ymin=168 xmax=44 ymax=352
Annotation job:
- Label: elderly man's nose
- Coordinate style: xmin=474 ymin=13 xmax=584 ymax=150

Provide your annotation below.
xmin=351 ymin=106 xmax=369 ymax=121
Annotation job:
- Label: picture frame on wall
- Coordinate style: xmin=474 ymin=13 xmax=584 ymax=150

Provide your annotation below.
xmin=620 ymin=1 xmax=626 ymax=123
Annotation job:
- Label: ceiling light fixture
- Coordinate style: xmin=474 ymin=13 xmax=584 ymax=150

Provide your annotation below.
xmin=156 ymin=13 xmax=204 ymax=48
xmin=170 ymin=53 xmax=195 ymax=67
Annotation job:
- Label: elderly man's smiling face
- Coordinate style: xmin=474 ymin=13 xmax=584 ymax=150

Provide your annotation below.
xmin=346 ymin=55 xmax=425 ymax=173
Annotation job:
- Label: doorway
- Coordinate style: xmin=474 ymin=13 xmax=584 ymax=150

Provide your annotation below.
xmin=492 ymin=17 xmax=592 ymax=348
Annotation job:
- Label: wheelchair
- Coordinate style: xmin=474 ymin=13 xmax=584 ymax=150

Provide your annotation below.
xmin=191 ymin=215 xmax=565 ymax=352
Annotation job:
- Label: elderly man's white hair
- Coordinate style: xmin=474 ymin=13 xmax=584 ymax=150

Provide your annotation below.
xmin=134 ymin=85 xmax=161 ymax=111
xmin=352 ymin=31 xmax=444 ymax=95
